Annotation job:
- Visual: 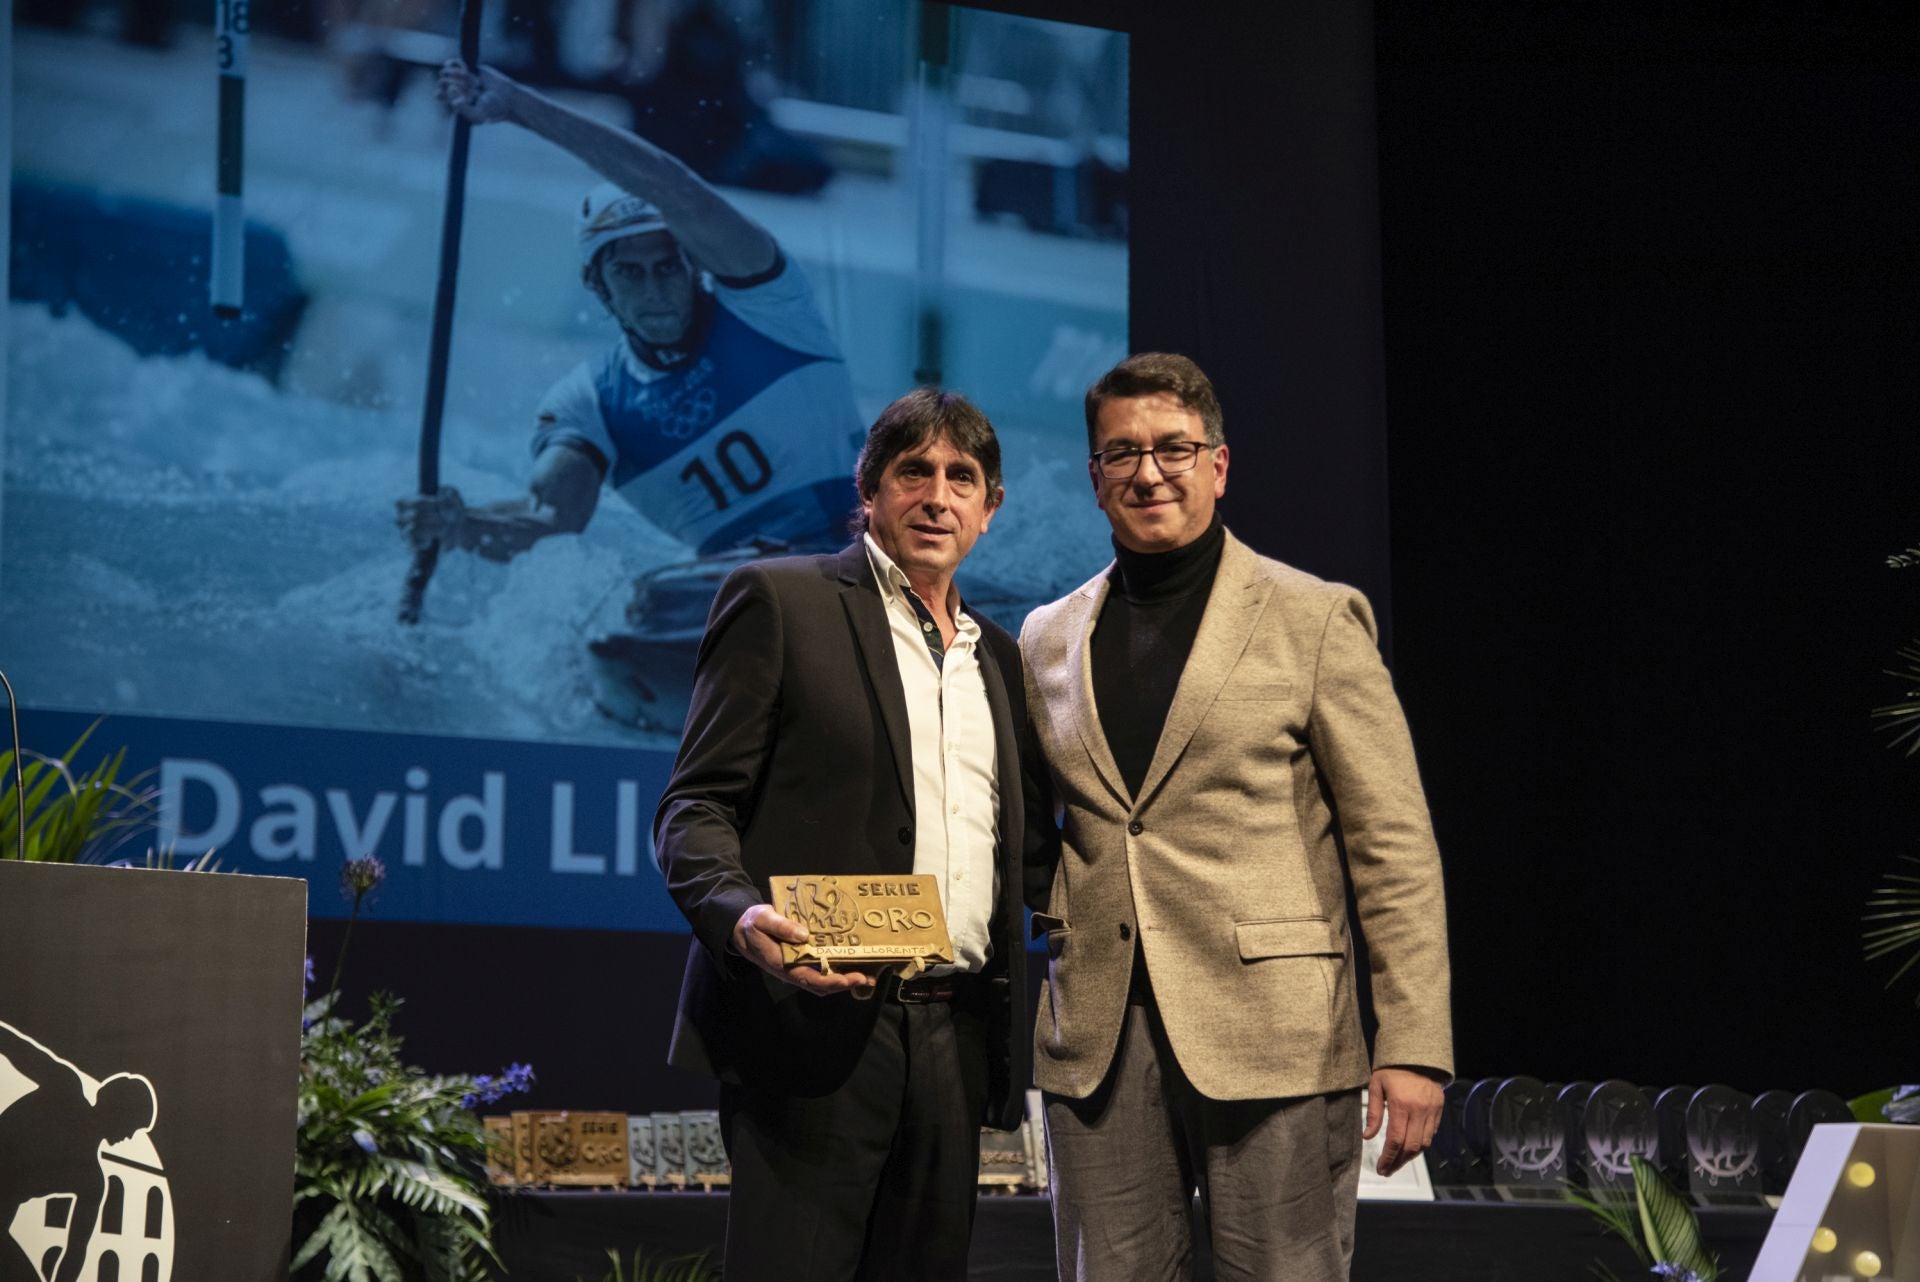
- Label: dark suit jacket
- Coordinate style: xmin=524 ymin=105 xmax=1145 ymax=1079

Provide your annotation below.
xmin=653 ymin=542 xmax=1031 ymax=1129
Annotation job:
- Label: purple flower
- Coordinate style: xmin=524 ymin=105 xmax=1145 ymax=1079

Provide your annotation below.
xmin=460 ymin=1062 xmax=536 ymax=1110
xmin=1651 ymin=1265 xmax=1701 ymax=1282
xmin=352 ymin=1129 xmax=378 ymax=1154
xmin=340 ymin=855 xmax=386 ymax=902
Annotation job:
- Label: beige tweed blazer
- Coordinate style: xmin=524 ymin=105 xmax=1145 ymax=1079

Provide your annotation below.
xmin=1021 ymin=531 xmax=1453 ymax=1101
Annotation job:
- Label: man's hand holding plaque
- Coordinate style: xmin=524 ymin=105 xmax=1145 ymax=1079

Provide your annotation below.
xmin=731 ymin=903 xmax=876 ymax=995
xmin=764 ymin=875 xmax=956 ymax=997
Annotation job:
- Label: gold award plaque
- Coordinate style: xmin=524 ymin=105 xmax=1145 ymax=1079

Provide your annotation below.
xmin=772 ymin=873 xmax=954 ymax=978
xmin=482 ymin=1116 xmax=517 ymax=1186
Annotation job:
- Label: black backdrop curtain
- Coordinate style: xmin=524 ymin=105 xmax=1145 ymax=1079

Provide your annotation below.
xmin=1372 ymin=2 xmax=1920 ymax=1094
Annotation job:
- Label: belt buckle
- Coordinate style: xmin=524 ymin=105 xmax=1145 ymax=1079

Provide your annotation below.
xmin=894 ymin=977 xmax=952 ymax=1005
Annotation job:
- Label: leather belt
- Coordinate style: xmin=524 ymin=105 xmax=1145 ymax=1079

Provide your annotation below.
xmin=889 ymin=971 xmax=980 ymax=1005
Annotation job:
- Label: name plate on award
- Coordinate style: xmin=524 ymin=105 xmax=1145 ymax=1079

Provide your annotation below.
xmin=772 ymin=874 xmax=955 ymax=976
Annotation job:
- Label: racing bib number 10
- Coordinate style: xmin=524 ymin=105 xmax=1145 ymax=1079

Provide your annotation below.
xmin=679 ymin=430 xmax=774 ymax=512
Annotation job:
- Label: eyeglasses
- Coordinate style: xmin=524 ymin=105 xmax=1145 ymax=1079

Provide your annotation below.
xmin=1090 ymin=440 xmax=1212 ymax=480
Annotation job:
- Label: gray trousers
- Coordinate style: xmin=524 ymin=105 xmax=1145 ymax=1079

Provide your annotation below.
xmin=1044 ymin=999 xmax=1362 ymax=1282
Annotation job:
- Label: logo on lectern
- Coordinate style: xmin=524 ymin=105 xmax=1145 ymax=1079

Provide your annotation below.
xmin=0 ymin=1022 xmax=175 ymax=1282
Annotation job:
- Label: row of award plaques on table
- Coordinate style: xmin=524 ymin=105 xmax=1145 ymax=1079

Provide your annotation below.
xmin=482 ymin=1091 xmax=1055 ymax=1193
xmin=484 ymin=1111 xmax=731 ymax=1191
xmin=1426 ymin=1075 xmax=1856 ymax=1205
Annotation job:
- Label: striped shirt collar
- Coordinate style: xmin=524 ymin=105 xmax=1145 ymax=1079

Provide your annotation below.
xmin=862 ymin=533 xmax=980 ymax=643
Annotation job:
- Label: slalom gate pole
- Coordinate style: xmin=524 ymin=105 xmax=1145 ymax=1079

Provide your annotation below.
xmin=399 ymin=0 xmax=484 ymax=625
xmin=211 ymin=0 xmax=248 ymax=317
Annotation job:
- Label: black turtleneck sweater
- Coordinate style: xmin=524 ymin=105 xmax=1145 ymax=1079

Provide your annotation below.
xmin=1091 ymin=515 xmax=1226 ymax=799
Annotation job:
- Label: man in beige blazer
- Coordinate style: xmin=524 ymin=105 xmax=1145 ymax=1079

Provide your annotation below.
xmin=1022 ymin=352 xmax=1452 ymax=1280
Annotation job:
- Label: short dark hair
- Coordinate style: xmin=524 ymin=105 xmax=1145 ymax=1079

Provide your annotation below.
xmin=1084 ymin=352 xmax=1225 ymax=450
xmin=852 ymin=387 xmax=1003 ymax=532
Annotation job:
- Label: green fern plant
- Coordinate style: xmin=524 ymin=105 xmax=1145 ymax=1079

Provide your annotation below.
xmin=293 ymin=857 xmax=532 ymax=1282
xmin=0 ymin=720 xmax=158 ymax=862
xmin=293 ymin=991 xmax=501 ymax=1282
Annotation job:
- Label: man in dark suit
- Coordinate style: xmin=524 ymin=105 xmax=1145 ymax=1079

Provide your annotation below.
xmin=653 ymin=387 xmax=1030 ymax=1281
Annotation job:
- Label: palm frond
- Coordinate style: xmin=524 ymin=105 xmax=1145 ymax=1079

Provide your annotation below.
xmin=1865 ymin=857 xmax=1920 ymax=999
xmin=1632 ymin=1155 xmax=1717 ymax=1281
xmin=0 ymin=722 xmax=163 ymax=862
xmin=1562 ymin=1183 xmax=1649 ymax=1266
xmin=136 ymin=843 xmax=224 ymax=871
xmin=1849 ymin=1088 xmax=1895 ymax=1124
xmin=1874 ymin=646 xmax=1920 ymax=756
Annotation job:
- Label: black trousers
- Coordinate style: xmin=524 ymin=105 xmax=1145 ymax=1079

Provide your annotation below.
xmin=718 ymin=994 xmax=989 ymax=1282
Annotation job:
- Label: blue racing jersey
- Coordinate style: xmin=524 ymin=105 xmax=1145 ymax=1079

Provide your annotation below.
xmin=532 ymin=256 xmax=861 ymax=555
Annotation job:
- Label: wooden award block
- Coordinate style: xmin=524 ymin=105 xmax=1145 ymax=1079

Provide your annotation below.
xmin=519 ymin=1111 xmax=628 ymax=1187
xmin=978 ymin=1125 xmax=1030 ymax=1190
xmin=771 ymin=874 xmax=955 ymax=977
xmin=524 ymin=1111 xmax=561 ymax=1184
xmin=482 ymin=1115 xmax=518 ymax=1186
xmin=509 ymin=1111 xmax=537 ymax=1185
xmin=542 ymin=1112 xmax=630 ymax=1187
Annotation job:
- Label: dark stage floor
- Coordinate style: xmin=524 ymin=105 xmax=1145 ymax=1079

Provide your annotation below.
xmin=486 ymin=1189 xmax=1773 ymax=1280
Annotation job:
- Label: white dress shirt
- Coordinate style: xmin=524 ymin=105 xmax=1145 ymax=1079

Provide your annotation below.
xmin=863 ymin=534 xmax=1000 ymax=974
